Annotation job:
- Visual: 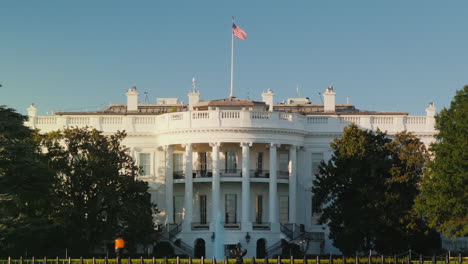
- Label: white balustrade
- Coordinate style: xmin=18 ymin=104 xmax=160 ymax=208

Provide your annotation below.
xmin=30 ymin=110 xmax=435 ymax=135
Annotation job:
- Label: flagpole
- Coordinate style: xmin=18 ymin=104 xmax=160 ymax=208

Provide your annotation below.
xmin=230 ymin=17 xmax=235 ymax=98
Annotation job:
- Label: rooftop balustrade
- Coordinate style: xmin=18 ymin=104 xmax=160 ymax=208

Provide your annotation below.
xmin=27 ymin=110 xmax=436 ymax=135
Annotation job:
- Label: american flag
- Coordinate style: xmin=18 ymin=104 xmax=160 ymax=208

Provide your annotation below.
xmin=232 ymin=23 xmax=247 ymax=40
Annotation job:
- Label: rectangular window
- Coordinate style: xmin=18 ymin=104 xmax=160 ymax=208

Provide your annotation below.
xmin=312 ymin=153 xmax=324 ymax=176
xmin=225 ymin=194 xmax=237 ymax=224
xmin=257 ymin=152 xmax=263 ymax=172
xmin=256 ymin=195 xmax=263 ymax=224
xmin=200 ymin=195 xmax=207 ymax=224
xmin=279 ymin=153 xmax=289 ymax=172
xmin=173 ymin=153 xmax=184 ymax=176
xmin=312 ymin=195 xmax=322 ymax=214
xmin=199 ymin=152 xmax=207 ymax=172
xmin=139 ymin=153 xmax=151 ymax=176
xmin=225 ymin=152 xmax=237 ymax=173
xmin=173 ymin=196 xmax=184 ymax=224
xmin=279 ymin=195 xmax=289 ymax=223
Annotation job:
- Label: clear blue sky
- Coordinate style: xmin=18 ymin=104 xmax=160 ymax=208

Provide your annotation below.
xmin=1 ymin=0 xmax=467 ymax=115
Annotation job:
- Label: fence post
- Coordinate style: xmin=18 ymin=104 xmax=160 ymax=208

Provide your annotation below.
xmin=393 ymin=256 xmax=396 ymax=264
xmin=265 ymin=257 xmax=268 ymax=264
xmin=431 ymin=256 xmax=435 ymax=264
xmin=368 ymin=254 xmax=371 ymax=264
xmin=380 ymin=256 xmax=384 ymax=264
xmin=152 ymin=257 xmax=155 ymax=264
xmin=105 ymin=256 xmax=108 ymax=264
xmin=212 ymin=257 xmax=216 ymax=264
xmin=342 ymin=256 xmax=345 ymax=264
xmin=225 ymin=257 xmax=229 ymax=264
xmin=92 ymin=257 xmax=96 ymax=264
xmin=278 ymin=256 xmax=281 ymax=264
xmin=317 ymin=256 xmax=320 ymax=264
xmin=201 ymin=256 xmax=204 ymax=264
xmin=458 ymin=254 xmax=461 ymax=264
xmin=445 ymin=254 xmax=448 ymax=264
xmin=45 ymin=256 xmax=48 ymax=264
xmin=56 ymin=256 xmax=59 ymax=264
xmin=176 ymin=256 xmax=180 ymax=264
xmin=32 ymin=256 xmax=35 ymax=264
xmin=251 ymin=257 xmax=256 ymax=264
xmin=291 ymin=256 xmax=294 ymax=264
xmin=20 ymin=256 xmax=23 ymax=264
xmin=8 ymin=256 xmax=11 ymax=264
xmin=188 ymin=257 xmax=192 ymax=264
xmin=330 ymin=255 xmax=333 ymax=264
xmin=68 ymin=257 xmax=71 ymax=264
xmin=80 ymin=257 xmax=84 ymax=264
xmin=164 ymin=257 xmax=168 ymax=264
xmin=127 ymin=257 xmax=132 ymax=264
xmin=355 ymin=256 xmax=358 ymax=264
xmin=304 ymin=255 xmax=308 ymax=264
xmin=140 ymin=257 xmax=144 ymax=264
xmin=419 ymin=255 xmax=422 ymax=264
xmin=406 ymin=255 xmax=409 ymax=264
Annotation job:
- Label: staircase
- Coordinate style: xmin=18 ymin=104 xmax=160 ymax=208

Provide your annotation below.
xmin=159 ymin=223 xmax=194 ymax=256
xmin=265 ymin=224 xmax=324 ymax=257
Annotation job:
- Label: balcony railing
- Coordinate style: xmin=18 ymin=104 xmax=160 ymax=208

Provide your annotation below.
xmin=252 ymin=222 xmax=271 ymax=230
xmin=191 ymin=222 xmax=210 ymax=230
xmin=251 ymin=170 xmax=269 ymax=178
xmin=194 ymin=170 xmax=212 ymax=178
xmin=173 ymin=171 xmax=184 ymax=179
xmin=220 ymin=169 xmax=242 ymax=177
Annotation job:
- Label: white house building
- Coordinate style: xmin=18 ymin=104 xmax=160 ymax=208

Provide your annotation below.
xmin=25 ymin=84 xmax=437 ymax=258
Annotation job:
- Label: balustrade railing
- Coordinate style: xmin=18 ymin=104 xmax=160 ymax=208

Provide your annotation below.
xmin=29 ymin=110 xmax=434 ymax=135
xmin=277 ymin=170 xmax=289 ymax=179
xmin=220 ymin=169 xmax=242 ymax=177
xmin=251 ymin=170 xmax=270 ymax=178
xmin=193 ymin=170 xmax=212 ymax=178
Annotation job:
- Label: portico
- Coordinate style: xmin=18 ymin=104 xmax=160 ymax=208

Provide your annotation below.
xmin=162 ymin=141 xmax=298 ymax=233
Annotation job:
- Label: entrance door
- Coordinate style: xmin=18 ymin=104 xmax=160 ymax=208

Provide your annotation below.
xmin=256 ymin=239 xmax=266 ymax=258
xmin=194 ymin=238 xmax=205 ymax=258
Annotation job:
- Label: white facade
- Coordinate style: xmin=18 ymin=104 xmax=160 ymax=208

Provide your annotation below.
xmin=25 ymin=87 xmax=437 ymax=258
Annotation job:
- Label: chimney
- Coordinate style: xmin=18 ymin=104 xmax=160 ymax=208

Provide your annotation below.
xmin=262 ymin=89 xmax=275 ymax=112
xmin=426 ymin=102 xmax=436 ymax=117
xmin=323 ymin=86 xmax=336 ymax=112
xmin=188 ymin=77 xmax=200 ymax=110
xmin=126 ymin=86 xmax=139 ymax=112
xmin=27 ymin=103 xmax=37 ymax=117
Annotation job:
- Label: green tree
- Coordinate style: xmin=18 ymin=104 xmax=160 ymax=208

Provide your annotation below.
xmin=41 ymin=127 xmax=157 ymax=254
xmin=0 ymin=107 xmax=60 ymax=256
xmin=312 ymin=125 xmax=438 ymax=254
xmin=416 ymin=86 xmax=468 ymax=238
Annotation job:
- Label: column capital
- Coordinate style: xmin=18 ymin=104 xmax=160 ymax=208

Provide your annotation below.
xmin=209 ymin=142 xmax=221 ymax=148
xmin=161 ymin=145 xmax=173 ymax=152
xmin=240 ymin=142 xmax=253 ymax=148
xmin=183 ymin=143 xmax=192 ymax=149
xmin=269 ymin=143 xmax=280 ymax=149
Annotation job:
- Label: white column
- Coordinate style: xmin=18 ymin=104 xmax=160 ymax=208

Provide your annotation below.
xmin=164 ymin=145 xmax=174 ymax=224
xmin=183 ymin=143 xmax=193 ymax=231
xmin=241 ymin=142 xmax=252 ymax=231
xmin=269 ymin=143 xmax=279 ymax=227
xmin=210 ymin=142 xmax=221 ymax=229
xmin=288 ymin=145 xmax=297 ymax=224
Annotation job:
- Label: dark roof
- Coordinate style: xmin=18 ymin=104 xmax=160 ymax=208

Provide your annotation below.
xmin=194 ymin=97 xmax=266 ymax=108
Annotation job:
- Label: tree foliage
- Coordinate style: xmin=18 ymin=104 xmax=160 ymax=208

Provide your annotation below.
xmin=41 ymin=127 xmax=157 ymax=254
xmin=415 ymin=86 xmax=468 ymax=238
xmin=312 ymin=125 xmax=439 ymax=254
xmin=0 ymin=107 xmax=59 ymax=256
